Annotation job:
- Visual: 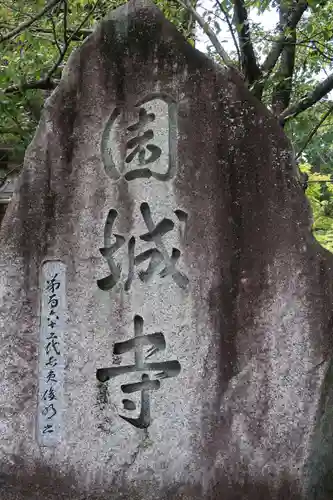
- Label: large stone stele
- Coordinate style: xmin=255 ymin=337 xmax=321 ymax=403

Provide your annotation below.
xmin=1 ymin=1 xmax=333 ymax=499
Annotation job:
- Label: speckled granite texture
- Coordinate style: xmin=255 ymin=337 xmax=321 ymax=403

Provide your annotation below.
xmin=1 ymin=1 xmax=333 ymax=499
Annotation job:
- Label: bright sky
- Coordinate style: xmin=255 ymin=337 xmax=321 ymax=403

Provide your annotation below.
xmin=195 ymin=1 xmax=332 ymax=97
xmin=196 ymin=0 xmax=279 ymax=53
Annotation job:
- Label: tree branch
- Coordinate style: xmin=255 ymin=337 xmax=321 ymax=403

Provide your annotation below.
xmin=215 ymin=0 xmax=241 ymax=68
xmin=49 ymin=11 xmax=62 ymax=55
xmin=296 ymin=103 xmax=333 ymax=160
xmin=0 ymin=0 xmax=35 ymax=19
xmin=308 ymin=180 xmax=333 ymax=183
xmin=5 ymin=26 xmax=93 ymax=42
xmin=0 ymin=0 xmax=62 ymax=44
xmin=279 ymin=72 xmax=333 ymax=126
xmin=65 ymin=0 xmax=100 ymax=43
xmin=271 ymin=38 xmax=296 ymax=115
xmin=0 ymin=105 xmax=29 ymax=140
xmin=0 ymin=128 xmax=25 ymax=137
xmin=63 ymin=0 xmax=68 ymax=45
xmin=252 ymin=0 xmax=308 ymax=100
xmin=4 ymin=0 xmax=99 ymax=96
xmin=311 ymin=41 xmax=333 ymax=63
xmin=47 ymin=0 xmax=97 ymax=80
xmin=233 ymin=0 xmax=261 ymax=84
xmin=0 ymin=163 xmax=23 ymax=189
xmin=261 ymin=0 xmax=308 ymax=74
xmin=271 ymin=1 xmax=297 ymax=115
xmin=175 ymin=0 xmax=234 ymax=67
xmin=4 ymin=79 xmax=59 ymax=94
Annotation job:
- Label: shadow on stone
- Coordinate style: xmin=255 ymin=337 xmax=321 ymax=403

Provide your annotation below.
xmin=0 ymin=459 xmax=309 ymax=500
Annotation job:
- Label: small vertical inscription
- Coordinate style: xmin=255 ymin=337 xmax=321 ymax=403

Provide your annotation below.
xmin=37 ymin=261 xmax=66 ymax=446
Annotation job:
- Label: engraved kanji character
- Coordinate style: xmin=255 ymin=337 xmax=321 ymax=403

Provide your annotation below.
xmin=42 ymin=403 xmax=57 ymax=420
xmin=47 ymin=331 xmax=58 ymax=340
xmin=96 ymin=315 xmax=181 ymax=429
xmin=45 ymin=339 xmax=60 ymax=356
xmin=42 ymin=386 xmax=57 ymax=402
xmin=131 ymin=203 xmax=189 ymax=290
xmin=46 ymin=370 xmax=57 ymax=384
xmin=48 ymin=294 xmax=59 ymax=309
xmin=42 ymin=424 xmax=54 ymax=434
xmin=45 ymin=356 xmax=57 ymax=368
xmin=98 ymin=204 xmax=189 ymax=292
xmin=101 ymin=97 xmax=177 ymax=182
xmin=46 ymin=274 xmax=60 ymax=294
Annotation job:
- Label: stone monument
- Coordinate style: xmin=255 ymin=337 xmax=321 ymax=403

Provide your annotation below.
xmin=1 ymin=1 xmax=333 ymax=498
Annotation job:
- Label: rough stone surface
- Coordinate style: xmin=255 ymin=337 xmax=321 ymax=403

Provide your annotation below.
xmin=1 ymin=1 xmax=333 ymax=499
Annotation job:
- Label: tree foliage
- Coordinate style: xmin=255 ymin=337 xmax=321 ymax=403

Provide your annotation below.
xmin=1 ymin=0 xmax=333 ymax=250
xmin=1 ymin=0 xmax=333 ymax=156
xmin=300 ymin=163 xmax=333 ymax=252
xmin=190 ymin=0 xmax=333 ymax=162
xmin=182 ymin=0 xmax=333 ymax=252
xmin=0 ymin=0 xmax=193 ymax=159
